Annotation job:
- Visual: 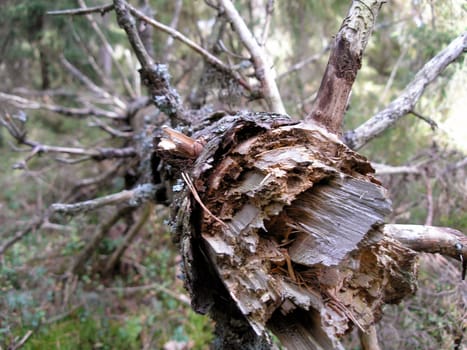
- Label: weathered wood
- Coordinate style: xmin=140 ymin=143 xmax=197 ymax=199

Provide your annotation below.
xmin=158 ymin=112 xmax=419 ymax=348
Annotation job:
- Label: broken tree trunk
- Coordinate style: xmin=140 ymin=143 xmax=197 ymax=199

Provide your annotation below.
xmin=157 ymin=112 xmax=419 ymax=349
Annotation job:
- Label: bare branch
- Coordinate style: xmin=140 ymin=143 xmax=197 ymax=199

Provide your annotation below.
xmin=0 ymin=92 xmax=123 ymax=119
xmin=345 ymin=32 xmax=467 ymax=150
xmin=410 ymin=110 xmax=438 ymax=131
xmin=0 ymin=216 xmax=45 ymax=256
xmin=7 ymin=330 xmax=34 ymax=350
xmin=113 ymin=0 xmax=183 ymax=121
xmin=384 ymin=224 xmax=467 ymax=279
xmin=69 ymin=206 xmax=134 ymax=274
xmin=47 ymin=3 xmax=114 ymax=16
xmin=277 ymin=46 xmax=330 ymax=81
xmin=124 ymin=1 xmax=251 ymax=92
xmin=219 ymin=0 xmax=285 ymax=113
xmin=259 ymin=0 xmax=274 ymax=47
xmin=163 ymin=0 xmax=183 ymax=59
xmin=305 ymin=0 xmax=386 ymax=134
xmin=51 ymin=184 xmax=157 ymax=215
xmin=76 ymin=0 xmax=136 ymax=97
xmin=105 ymin=282 xmax=191 ymax=305
xmin=89 ymin=117 xmax=133 ymax=138
xmin=59 ymin=54 xmax=125 ymax=109
xmin=104 ymin=203 xmax=151 ymax=274
xmin=372 ymin=162 xmax=421 ymax=175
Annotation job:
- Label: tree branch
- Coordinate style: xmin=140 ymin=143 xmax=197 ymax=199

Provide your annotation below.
xmin=47 ymin=3 xmax=114 ymax=16
xmin=104 ymin=203 xmax=151 ymax=274
xmin=76 ymin=0 xmax=136 ymax=97
xmin=384 ymin=224 xmax=467 ymax=279
xmin=305 ymin=0 xmax=386 ymax=135
xmin=113 ymin=0 xmax=183 ymax=122
xmin=219 ymin=0 xmax=285 ymax=114
xmin=345 ymin=32 xmax=467 ymax=150
xmin=69 ymin=206 xmax=134 ymax=275
xmin=124 ymin=1 xmax=251 ymax=92
xmin=51 ymin=184 xmax=157 ymax=215
xmin=0 ymin=92 xmax=123 ymax=119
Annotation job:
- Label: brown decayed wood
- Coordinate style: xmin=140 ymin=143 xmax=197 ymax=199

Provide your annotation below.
xmin=164 ymin=112 xmax=419 ymax=347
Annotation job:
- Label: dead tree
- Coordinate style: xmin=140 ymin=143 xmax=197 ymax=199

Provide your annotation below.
xmin=1 ymin=1 xmax=466 ymax=349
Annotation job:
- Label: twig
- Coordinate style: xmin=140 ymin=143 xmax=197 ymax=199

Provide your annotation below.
xmin=181 ymin=172 xmax=227 ymax=228
xmin=68 ymin=22 xmax=116 ymax=94
xmin=59 ymin=54 xmax=125 ymax=109
xmin=372 ymin=162 xmax=421 ymax=175
xmin=69 ymin=206 xmax=134 ymax=274
xmin=410 ymin=110 xmax=438 ymax=131
xmin=47 ymin=3 xmax=114 ymax=16
xmin=378 ymin=43 xmax=409 ymax=107
xmin=259 ymin=0 xmax=274 ymax=47
xmin=0 ymin=92 xmax=123 ymax=119
xmin=7 ymin=330 xmax=34 ymax=350
xmin=345 ymin=32 xmax=467 ymax=150
xmin=163 ymin=0 xmax=183 ymax=60
xmin=423 ymin=172 xmax=433 ymax=226
xmin=305 ymin=0 xmax=386 ymax=134
xmin=89 ymin=117 xmax=133 ymax=138
xmin=219 ymin=0 xmax=285 ymax=114
xmin=113 ymin=0 xmax=183 ymax=121
xmin=77 ymin=0 xmax=136 ymax=98
xmin=105 ymin=282 xmax=191 ymax=305
xmin=51 ymin=184 xmax=157 ymax=215
xmin=442 ymin=156 xmax=467 ymax=174
xmin=384 ymin=224 xmax=467 ymax=279
xmin=104 ymin=203 xmax=151 ymax=273
xmin=277 ymin=46 xmax=330 ymax=81
xmin=0 ymin=216 xmax=45 ymax=256
xmin=123 ymin=0 xmax=251 ymax=92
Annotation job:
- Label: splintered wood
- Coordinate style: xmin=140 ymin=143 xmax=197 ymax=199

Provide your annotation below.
xmin=163 ymin=112 xmax=418 ymax=348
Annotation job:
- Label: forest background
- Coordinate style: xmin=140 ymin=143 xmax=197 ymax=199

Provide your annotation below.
xmin=0 ymin=0 xmax=465 ymax=349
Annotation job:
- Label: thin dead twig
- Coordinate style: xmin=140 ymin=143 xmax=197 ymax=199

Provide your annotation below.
xmin=410 ymin=110 xmax=438 ymax=131
xmin=104 ymin=203 xmax=152 ymax=274
xmin=259 ymin=0 xmax=274 ymax=47
xmin=181 ymin=172 xmax=227 ymax=228
xmin=77 ymin=0 xmax=136 ymax=97
xmin=7 ymin=330 xmax=34 ymax=350
xmin=219 ymin=0 xmax=285 ymax=113
xmin=69 ymin=206 xmax=134 ymax=275
xmin=0 ymin=92 xmax=123 ymax=119
xmin=51 ymin=183 xmax=157 ymax=215
xmin=48 ymin=3 xmax=114 ymax=16
xmin=59 ymin=54 xmax=125 ymax=109
xmin=0 ymin=216 xmax=45 ymax=256
xmin=105 ymin=282 xmax=191 ymax=305
xmin=124 ymin=0 xmax=251 ymax=92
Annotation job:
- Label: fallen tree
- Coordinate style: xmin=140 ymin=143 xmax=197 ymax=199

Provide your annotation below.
xmin=1 ymin=1 xmax=466 ymax=349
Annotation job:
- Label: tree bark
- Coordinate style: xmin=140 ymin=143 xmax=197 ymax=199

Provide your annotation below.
xmin=158 ymin=112 xmax=419 ymax=348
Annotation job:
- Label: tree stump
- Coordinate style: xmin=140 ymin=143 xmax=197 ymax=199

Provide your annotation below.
xmin=158 ymin=112 xmax=418 ymax=349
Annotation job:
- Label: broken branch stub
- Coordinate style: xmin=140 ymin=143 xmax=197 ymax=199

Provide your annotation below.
xmin=160 ymin=112 xmax=418 ymax=348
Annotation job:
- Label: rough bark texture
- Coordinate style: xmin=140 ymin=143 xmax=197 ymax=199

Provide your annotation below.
xmin=306 ymin=0 xmax=385 ymax=135
xmin=157 ymin=112 xmax=419 ymax=349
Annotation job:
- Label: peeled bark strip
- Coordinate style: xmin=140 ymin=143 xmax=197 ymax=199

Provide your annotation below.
xmin=160 ymin=112 xmax=418 ymax=348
